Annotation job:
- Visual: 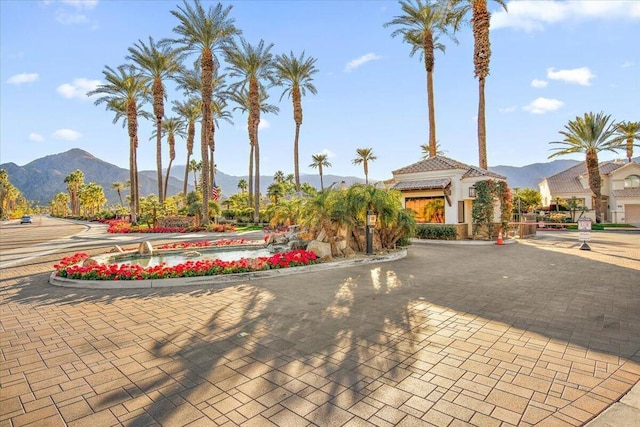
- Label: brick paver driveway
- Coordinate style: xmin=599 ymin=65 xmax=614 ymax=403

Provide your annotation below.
xmin=1 ymin=218 xmax=639 ymax=426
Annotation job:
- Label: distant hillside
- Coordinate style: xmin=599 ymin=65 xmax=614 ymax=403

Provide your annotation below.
xmin=489 ymin=159 xmax=581 ymax=189
xmin=4 ymin=148 xmax=633 ymax=205
xmin=1 ymin=149 xmax=365 ymax=205
xmin=1 ymin=149 xmax=184 ymax=205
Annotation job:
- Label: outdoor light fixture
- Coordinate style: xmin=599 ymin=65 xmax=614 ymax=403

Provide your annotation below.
xmin=469 ymin=185 xmax=477 ymax=198
xmin=366 ymin=210 xmax=378 ymax=227
xmin=366 ymin=209 xmax=377 ymax=255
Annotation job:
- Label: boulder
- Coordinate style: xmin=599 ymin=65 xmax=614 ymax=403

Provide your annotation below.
xmin=307 ymin=240 xmax=332 ymax=259
xmin=110 ymin=245 xmax=125 ymax=253
xmin=138 ymin=241 xmax=153 ymax=255
xmin=342 ymin=246 xmax=356 ymax=258
xmin=82 ymin=258 xmax=99 ymax=267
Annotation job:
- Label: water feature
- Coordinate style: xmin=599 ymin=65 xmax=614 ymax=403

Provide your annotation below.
xmin=112 ymin=246 xmax=273 ymax=268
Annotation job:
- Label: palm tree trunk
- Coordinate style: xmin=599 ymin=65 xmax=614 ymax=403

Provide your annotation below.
xmin=293 ymin=86 xmax=303 ymax=192
xmin=477 ymin=77 xmax=487 ymax=169
xmin=248 ymin=142 xmax=254 ymax=208
xmin=153 ymin=78 xmax=164 ymax=204
xmin=319 ymin=165 xmax=324 ymax=191
xmin=200 ymin=49 xmax=213 ymax=225
xmin=586 ymin=150 xmax=602 ymax=223
xmin=424 ymin=30 xmax=436 ymax=157
xmin=249 ymin=77 xmax=261 ymax=222
xmin=163 ymin=159 xmax=173 ymax=201
xmin=183 ymin=154 xmax=191 ymax=197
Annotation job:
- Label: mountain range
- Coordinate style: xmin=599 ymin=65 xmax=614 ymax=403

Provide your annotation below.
xmin=1 ymin=148 xmax=588 ymax=206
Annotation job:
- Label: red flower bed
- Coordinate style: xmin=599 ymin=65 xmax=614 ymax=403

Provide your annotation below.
xmin=54 ymin=249 xmax=318 ymax=281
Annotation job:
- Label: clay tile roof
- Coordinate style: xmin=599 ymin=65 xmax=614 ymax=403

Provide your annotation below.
xmin=545 ymin=161 xmax=625 ymax=193
xmin=392 ymin=155 xmax=506 ymax=179
xmin=613 ymin=188 xmax=640 ymax=198
xmin=390 ymin=178 xmax=451 ymax=191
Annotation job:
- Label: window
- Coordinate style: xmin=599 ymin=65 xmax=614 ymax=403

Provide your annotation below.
xmin=405 ymin=197 xmax=445 ymax=223
xmin=624 ymin=175 xmax=640 ymax=188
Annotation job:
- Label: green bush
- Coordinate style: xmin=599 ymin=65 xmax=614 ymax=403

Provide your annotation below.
xmin=415 ymin=224 xmax=457 ymax=240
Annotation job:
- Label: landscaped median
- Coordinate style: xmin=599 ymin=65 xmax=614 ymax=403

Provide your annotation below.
xmin=49 ymin=239 xmax=407 ymax=289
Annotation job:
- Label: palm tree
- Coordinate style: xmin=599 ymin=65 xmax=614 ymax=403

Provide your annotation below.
xmin=64 ymin=170 xmax=84 ymax=216
xmin=172 ymin=98 xmax=201 ymax=197
xmin=237 ymin=178 xmax=248 ymax=194
xmin=450 ymin=0 xmax=507 ymax=169
xmin=228 ymin=86 xmax=279 ymax=208
xmin=420 ymin=141 xmax=446 ymax=159
xmin=309 ymin=153 xmax=331 ymax=190
xmin=189 ymin=159 xmax=202 ymax=191
xmin=612 ymin=121 xmax=640 ymax=163
xmin=385 ymin=0 xmax=463 ymax=157
xmin=549 ymin=112 xmax=619 ymax=223
xmin=88 ymin=65 xmax=150 ymax=223
xmin=151 ymin=117 xmax=186 ymax=200
xmin=226 ymin=38 xmax=277 ymax=221
xmin=274 ymin=51 xmax=319 ymax=192
xmin=352 ymin=148 xmax=378 ymax=185
xmin=127 ymin=37 xmax=183 ymax=204
xmin=167 ymin=0 xmax=240 ymax=224
xmin=111 ymin=181 xmax=128 ymax=206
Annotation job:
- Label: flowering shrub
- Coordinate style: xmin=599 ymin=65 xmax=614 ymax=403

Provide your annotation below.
xmin=54 ymin=249 xmax=319 ymax=281
xmin=105 ymin=220 xmax=236 ymax=234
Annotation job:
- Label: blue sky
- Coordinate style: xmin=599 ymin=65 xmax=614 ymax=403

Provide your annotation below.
xmin=1 ymin=0 xmax=639 ymax=182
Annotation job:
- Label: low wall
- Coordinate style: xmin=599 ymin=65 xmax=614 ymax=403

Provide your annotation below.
xmin=157 ymin=216 xmax=196 ymax=229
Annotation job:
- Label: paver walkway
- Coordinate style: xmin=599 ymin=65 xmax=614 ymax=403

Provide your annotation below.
xmin=1 ymin=220 xmax=639 ymax=426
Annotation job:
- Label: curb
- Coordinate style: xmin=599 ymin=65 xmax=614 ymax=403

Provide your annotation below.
xmin=49 ymin=249 xmax=408 ymax=289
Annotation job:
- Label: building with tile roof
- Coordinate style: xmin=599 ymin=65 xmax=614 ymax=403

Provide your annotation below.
xmin=539 ymin=160 xmax=640 ymax=224
xmin=387 ymin=156 xmax=508 ymax=238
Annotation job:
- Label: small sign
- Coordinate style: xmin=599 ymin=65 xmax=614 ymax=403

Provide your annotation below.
xmin=578 ymin=218 xmax=592 ymax=231
xmin=578 ymin=232 xmax=591 ymax=241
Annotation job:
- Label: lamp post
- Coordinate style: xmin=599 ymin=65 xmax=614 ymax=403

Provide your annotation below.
xmin=366 ymin=209 xmax=377 ymax=255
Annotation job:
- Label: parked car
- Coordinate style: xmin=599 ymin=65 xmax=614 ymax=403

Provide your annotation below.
xmin=20 ymin=215 xmax=32 ymax=224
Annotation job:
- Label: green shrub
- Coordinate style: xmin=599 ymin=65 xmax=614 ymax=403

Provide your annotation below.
xmin=415 ymin=224 xmax=457 ymax=240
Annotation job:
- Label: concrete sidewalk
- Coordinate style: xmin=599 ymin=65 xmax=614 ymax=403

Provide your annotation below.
xmin=1 ymin=223 xmax=639 ymax=426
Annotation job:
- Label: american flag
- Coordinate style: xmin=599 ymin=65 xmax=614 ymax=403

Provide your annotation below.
xmin=211 ymin=181 xmax=220 ymax=201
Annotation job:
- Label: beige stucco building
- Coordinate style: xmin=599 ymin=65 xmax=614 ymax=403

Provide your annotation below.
xmin=538 ymin=160 xmax=640 ymax=224
xmin=387 ymin=156 xmax=507 ymax=238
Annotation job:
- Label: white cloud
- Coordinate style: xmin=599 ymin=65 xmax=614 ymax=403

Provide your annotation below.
xmin=621 ymin=61 xmax=634 ymax=68
xmin=52 ymin=129 xmax=82 ymax=141
xmin=531 ymin=79 xmax=548 ymax=88
xmin=54 ymin=10 xmax=89 ymax=24
xmin=344 ymin=53 xmax=382 ymax=73
xmin=60 ymin=0 xmax=98 ymax=10
xmin=57 ymin=78 xmax=101 ymax=100
xmin=523 ymin=97 xmax=564 ymax=114
xmin=492 ymin=0 xmax=640 ymax=32
xmin=29 ymin=133 xmax=44 ymax=142
xmin=258 ymin=119 xmax=270 ymax=130
xmin=6 ymin=73 xmax=39 ymax=85
xmin=547 ymin=67 xmax=595 ymax=86
xmin=499 ymin=106 xmax=517 ymax=113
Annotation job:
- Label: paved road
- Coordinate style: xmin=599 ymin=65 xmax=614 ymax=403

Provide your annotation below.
xmin=1 ymin=218 xmax=638 ymax=426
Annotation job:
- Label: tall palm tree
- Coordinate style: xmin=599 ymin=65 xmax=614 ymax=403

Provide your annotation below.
xmin=167 ymin=0 xmax=240 ymax=224
xmin=309 ymin=153 xmax=331 ymax=191
xmin=172 ymin=98 xmax=201 ymax=197
xmin=127 ymin=36 xmax=183 ymax=204
xmin=151 ymin=117 xmax=186 ymax=200
xmin=88 ymin=65 xmax=150 ymax=223
xmin=228 ymin=86 xmax=279 ymax=208
xmin=111 ymin=181 xmax=128 ymax=206
xmin=352 ymin=148 xmax=378 ymax=185
xmin=64 ymin=169 xmax=84 ymax=216
xmin=237 ymin=178 xmax=248 ymax=194
xmin=385 ymin=0 xmax=463 ymax=157
xmin=548 ymin=112 xmax=619 ymax=223
xmin=612 ymin=121 xmax=640 ymax=163
xmin=420 ymin=141 xmax=446 ymax=159
xmin=274 ymin=51 xmax=319 ymax=192
xmin=189 ymin=159 xmax=202 ymax=191
xmin=450 ymin=0 xmax=507 ymax=169
xmin=226 ymin=38 xmax=277 ymax=222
